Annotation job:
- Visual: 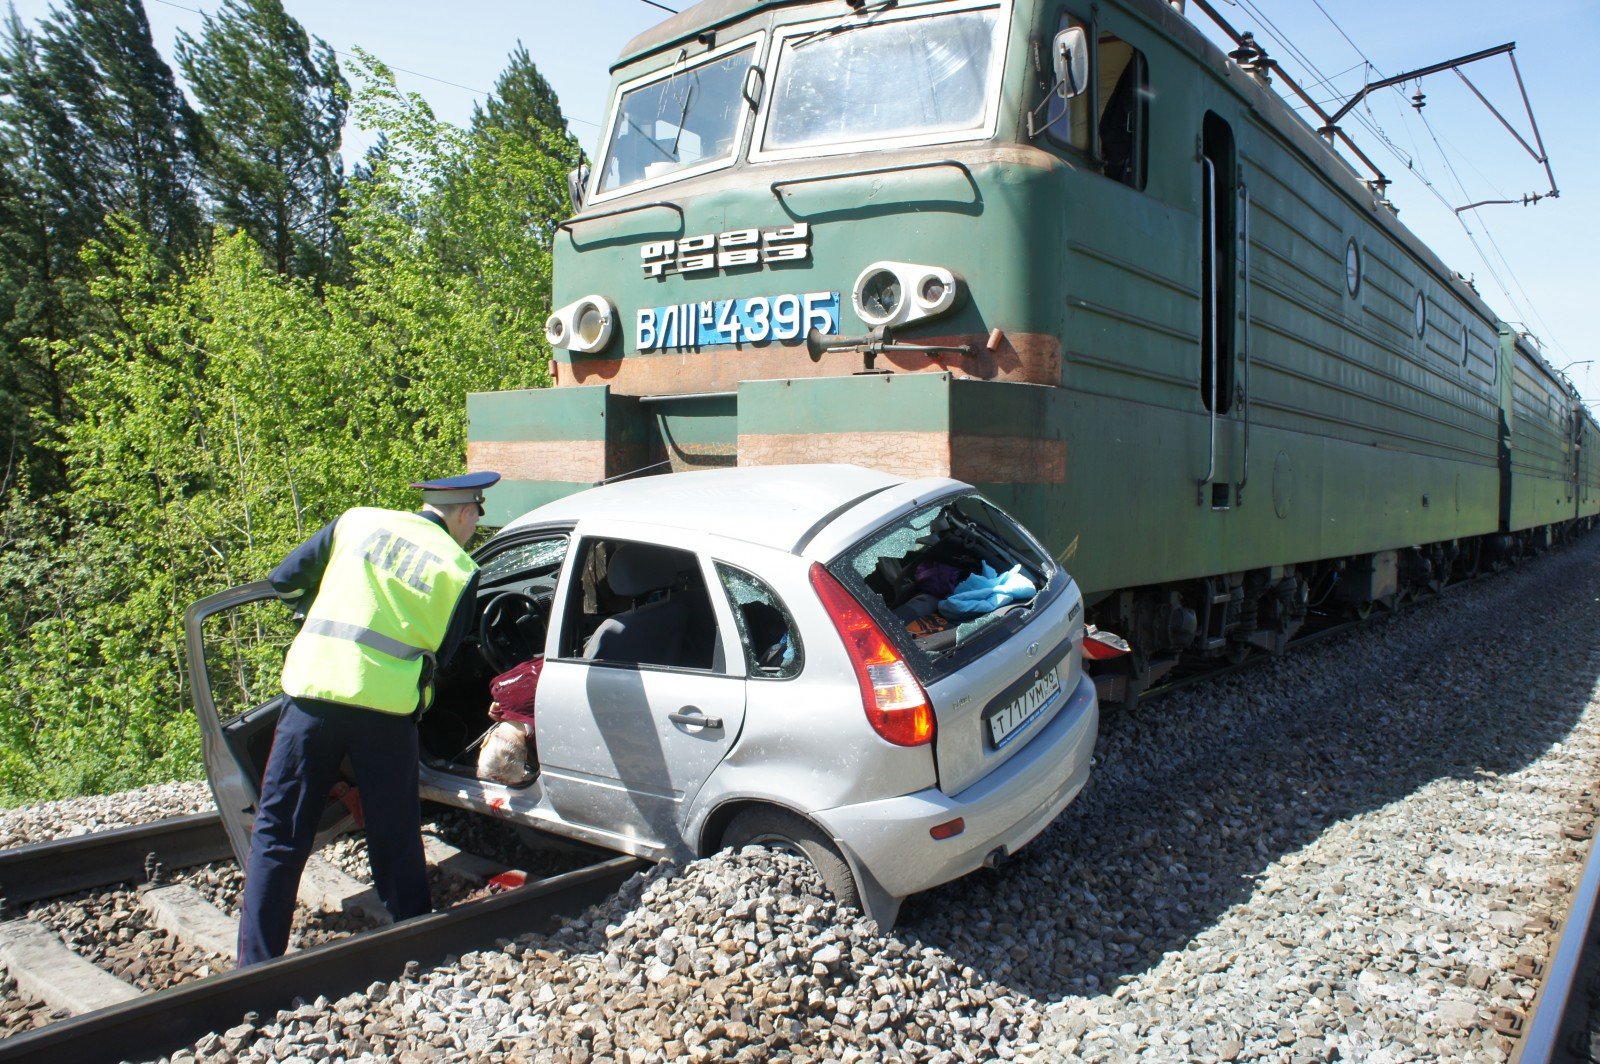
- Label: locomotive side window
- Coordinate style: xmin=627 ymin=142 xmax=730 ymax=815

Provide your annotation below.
xmin=1096 ymin=35 xmax=1147 ymax=189
xmin=1046 ymin=15 xmax=1149 ymax=190
xmin=1200 ymin=112 xmax=1237 ymax=414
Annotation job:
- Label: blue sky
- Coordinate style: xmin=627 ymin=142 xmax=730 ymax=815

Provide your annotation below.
xmin=10 ymin=0 xmax=1596 ymax=401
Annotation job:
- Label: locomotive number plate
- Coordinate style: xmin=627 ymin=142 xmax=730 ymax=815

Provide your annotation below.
xmin=636 ymin=291 xmax=840 ymax=352
xmin=985 ymin=666 xmax=1062 ymax=750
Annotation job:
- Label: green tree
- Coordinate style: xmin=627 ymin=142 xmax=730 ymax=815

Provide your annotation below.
xmin=470 ymin=42 xmax=571 ymax=150
xmin=0 ymin=10 xmax=98 ymax=495
xmin=36 ymin=0 xmax=201 ymax=253
xmin=176 ymin=0 xmax=347 ymax=285
xmin=0 ymin=52 xmax=571 ymax=805
xmin=431 ymin=45 xmax=579 ymax=290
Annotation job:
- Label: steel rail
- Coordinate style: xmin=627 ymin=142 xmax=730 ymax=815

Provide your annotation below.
xmin=1512 ymin=818 xmax=1600 ymax=1063
xmin=0 ymin=854 xmax=646 ymax=1064
xmin=0 ymin=811 xmax=233 ymax=906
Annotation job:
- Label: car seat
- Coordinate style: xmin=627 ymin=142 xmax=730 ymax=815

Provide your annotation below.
xmin=582 ymin=544 xmax=714 ymax=669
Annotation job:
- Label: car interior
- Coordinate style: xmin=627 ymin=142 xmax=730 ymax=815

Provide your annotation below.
xmin=420 ymin=536 xmax=725 ymax=782
xmin=848 ymin=495 xmax=1051 ymax=659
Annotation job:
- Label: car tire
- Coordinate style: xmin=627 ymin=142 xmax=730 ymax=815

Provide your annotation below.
xmin=721 ymin=807 xmax=863 ymax=913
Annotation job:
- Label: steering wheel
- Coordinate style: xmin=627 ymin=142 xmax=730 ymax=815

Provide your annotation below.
xmin=477 ymin=590 xmax=551 ymax=674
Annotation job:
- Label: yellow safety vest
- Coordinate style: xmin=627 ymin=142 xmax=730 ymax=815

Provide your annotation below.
xmin=281 ymin=508 xmax=476 ymax=715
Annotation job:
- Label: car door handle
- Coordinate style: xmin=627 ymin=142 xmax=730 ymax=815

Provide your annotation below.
xmin=669 ymin=708 xmax=723 ymax=729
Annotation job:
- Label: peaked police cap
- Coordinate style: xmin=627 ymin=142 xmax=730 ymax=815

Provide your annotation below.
xmin=411 ymin=470 xmax=501 ymax=507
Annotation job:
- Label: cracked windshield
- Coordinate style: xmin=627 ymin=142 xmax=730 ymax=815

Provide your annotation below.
xmin=597 ymin=44 xmax=757 ymax=195
xmin=766 ymin=7 xmax=1001 ymax=152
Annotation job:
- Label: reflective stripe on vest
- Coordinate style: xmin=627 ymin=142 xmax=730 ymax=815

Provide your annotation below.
xmin=281 ymin=508 xmax=476 ymax=715
xmin=301 ymin=618 xmax=427 ymax=661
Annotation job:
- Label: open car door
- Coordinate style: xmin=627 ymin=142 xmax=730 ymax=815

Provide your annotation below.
xmin=183 ymin=580 xmax=354 ymax=865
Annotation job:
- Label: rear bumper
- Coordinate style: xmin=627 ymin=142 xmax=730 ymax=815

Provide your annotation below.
xmin=816 ymin=671 xmax=1098 ymax=899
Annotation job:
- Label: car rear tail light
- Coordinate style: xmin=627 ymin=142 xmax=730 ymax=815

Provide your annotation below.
xmin=809 ymin=563 xmax=935 ymax=747
xmin=1082 ymin=625 xmax=1132 ymax=661
xmin=930 ymin=817 xmax=965 ymax=840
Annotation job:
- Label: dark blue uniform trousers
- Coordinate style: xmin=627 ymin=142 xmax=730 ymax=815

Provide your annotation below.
xmin=237 ymin=695 xmax=431 ymax=966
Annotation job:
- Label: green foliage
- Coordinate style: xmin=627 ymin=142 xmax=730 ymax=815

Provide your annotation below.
xmin=35 ymin=0 xmax=201 ymax=251
xmin=0 ymin=0 xmax=205 ymax=503
xmin=0 ymin=49 xmax=569 ymax=805
xmin=176 ymin=0 xmax=347 ymax=285
xmin=470 ymin=42 xmax=571 ymax=148
xmin=0 ymin=11 xmax=101 ymax=496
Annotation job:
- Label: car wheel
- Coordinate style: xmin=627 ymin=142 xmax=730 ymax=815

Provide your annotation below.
xmin=721 ymin=807 xmax=863 ymax=913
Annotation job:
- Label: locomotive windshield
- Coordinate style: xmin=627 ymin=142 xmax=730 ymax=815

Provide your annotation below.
xmin=596 ymin=40 xmax=759 ymax=196
xmin=762 ymin=5 xmax=1004 ymax=155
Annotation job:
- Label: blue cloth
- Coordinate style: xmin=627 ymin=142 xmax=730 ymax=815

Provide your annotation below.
xmin=237 ymin=696 xmax=431 ymax=966
xmin=938 ymin=562 xmax=1036 ymax=620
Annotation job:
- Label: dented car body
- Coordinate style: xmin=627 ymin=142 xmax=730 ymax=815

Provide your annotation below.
xmin=187 ymin=465 xmax=1098 ymax=926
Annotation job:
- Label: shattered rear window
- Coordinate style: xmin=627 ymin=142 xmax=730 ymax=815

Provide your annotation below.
xmin=838 ymin=493 xmax=1053 ymax=664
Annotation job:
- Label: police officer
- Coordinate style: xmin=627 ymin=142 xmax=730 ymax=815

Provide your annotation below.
xmin=236 ymin=471 xmax=500 ymax=967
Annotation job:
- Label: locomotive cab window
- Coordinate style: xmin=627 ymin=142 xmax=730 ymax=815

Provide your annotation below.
xmin=593 ymin=37 xmax=761 ymax=200
xmin=1045 ymin=13 xmax=1148 ymax=190
xmin=756 ymin=1 xmax=1009 ymax=161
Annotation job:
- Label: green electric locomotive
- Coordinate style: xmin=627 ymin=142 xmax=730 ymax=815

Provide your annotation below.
xmin=466 ymin=0 xmax=1591 ymax=697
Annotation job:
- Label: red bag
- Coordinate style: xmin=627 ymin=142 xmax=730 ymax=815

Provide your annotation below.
xmin=488 ymin=657 xmax=542 ymax=726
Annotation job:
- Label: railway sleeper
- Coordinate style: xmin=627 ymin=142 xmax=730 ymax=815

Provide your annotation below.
xmin=139 ymin=884 xmax=239 ymax=959
xmin=0 ymin=830 xmax=524 ymax=1026
xmin=0 ymin=918 xmax=140 ymax=1017
xmin=1085 ymin=524 xmax=1588 ymax=710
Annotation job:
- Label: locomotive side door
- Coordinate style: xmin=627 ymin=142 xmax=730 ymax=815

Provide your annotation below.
xmin=1197 ymin=111 xmax=1248 ymax=511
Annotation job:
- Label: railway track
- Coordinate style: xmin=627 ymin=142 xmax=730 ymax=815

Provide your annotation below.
xmin=1 ymin=540 xmax=1597 ymax=1061
xmin=0 ymin=811 xmax=645 ymax=1062
xmin=0 ymin=810 xmax=235 ymax=907
xmin=1509 ymin=801 xmax=1600 ymax=1064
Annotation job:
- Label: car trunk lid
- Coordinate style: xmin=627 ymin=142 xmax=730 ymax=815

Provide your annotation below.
xmin=822 ymin=490 xmax=1083 ymax=795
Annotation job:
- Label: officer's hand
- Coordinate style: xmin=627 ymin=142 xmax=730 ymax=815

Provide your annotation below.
xmin=487 ymin=701 xmax=507 ymax=722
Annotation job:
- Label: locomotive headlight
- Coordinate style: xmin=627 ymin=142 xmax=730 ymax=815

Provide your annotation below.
xmin=546 ymin=294 xmax=616 ymax=355
xmin=852 ymin=262 xmax=961 ymax=329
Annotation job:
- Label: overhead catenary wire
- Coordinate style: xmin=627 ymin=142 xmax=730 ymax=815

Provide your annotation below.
xmin=1419 ymin=104 xmax=1568 ymax=359
xmin=148 ymin=0 xmax=604 ymax=130
xmin=1305 ymin=3 xmax=1569 ymax=363
xmin=1221 ymin=0 xmax=1569 ymax=366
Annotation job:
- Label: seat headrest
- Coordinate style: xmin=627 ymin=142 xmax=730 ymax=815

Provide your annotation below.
xmin=607 ymin=543 xmax=693 ymax=597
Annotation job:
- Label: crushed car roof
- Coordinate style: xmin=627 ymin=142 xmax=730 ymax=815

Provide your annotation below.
xmin=499 ymin=464 xmax=911 ymax=552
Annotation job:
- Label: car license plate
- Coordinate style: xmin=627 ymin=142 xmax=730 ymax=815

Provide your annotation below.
xmin=986 ymin=666 xmax=1062 ymax=749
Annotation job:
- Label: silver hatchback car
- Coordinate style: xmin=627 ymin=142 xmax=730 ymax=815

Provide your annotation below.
xmin=187 ymin=465 xmax=1099 ymax=927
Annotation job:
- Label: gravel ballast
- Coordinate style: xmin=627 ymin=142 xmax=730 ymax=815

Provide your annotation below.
xmin=0 ymin=781 xmax=214 ymax=848
xmin=7 ymin=537 xmax=1600 ymax=1061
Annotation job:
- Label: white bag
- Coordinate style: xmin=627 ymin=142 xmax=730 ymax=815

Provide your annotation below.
xmin=476 ymin=721 xmax=532 ymax=784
